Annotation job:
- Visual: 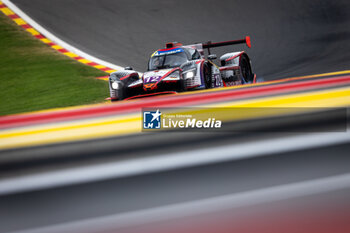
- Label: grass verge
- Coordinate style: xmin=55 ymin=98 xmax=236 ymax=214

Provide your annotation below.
xmin=0 ymin=12 xmax=109 ymax=116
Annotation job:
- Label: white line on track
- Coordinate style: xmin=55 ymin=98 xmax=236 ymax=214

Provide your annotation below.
xmin=8 ymin=173 xmax=350 ymax=233
xmin=0 ymin=131 xmax=349 ymax=195
xmin=2 ymin=0 xmax=124 ymax=71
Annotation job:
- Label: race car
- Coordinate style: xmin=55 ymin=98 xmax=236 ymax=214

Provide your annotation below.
xmin=109 ymin=36 xmax=255 ymax=100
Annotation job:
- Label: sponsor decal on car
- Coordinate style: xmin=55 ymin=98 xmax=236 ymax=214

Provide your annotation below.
xmin=153 ymin=48 xmax=184 ymax=57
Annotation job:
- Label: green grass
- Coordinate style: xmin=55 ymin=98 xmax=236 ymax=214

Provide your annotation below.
xmin=0 ymin=13 xmax=109 ymax=116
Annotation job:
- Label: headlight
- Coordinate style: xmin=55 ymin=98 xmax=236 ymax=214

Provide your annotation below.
xmin=185 ymin=71 xmax=195 ymax=79
xmin=111 ymin=82 xmax=120 ymax=89
xmin=183 ymin=68 xmax=196 ymax=79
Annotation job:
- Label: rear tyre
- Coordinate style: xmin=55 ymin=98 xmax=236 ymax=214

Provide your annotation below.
xmin=240 ymin=56 xmax=253 ymax=83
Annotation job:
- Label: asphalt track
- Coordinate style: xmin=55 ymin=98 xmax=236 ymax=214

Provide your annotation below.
xmin=1 ymin=0 xmax=350 ymax=232
xmin=10 ymin=0 xmax=350 ymax=80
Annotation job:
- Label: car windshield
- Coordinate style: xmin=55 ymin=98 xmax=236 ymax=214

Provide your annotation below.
xmin=148 ymin=52 xmax=188 ymax=71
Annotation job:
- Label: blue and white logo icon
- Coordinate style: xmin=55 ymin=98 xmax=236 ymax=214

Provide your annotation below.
xmin=143 ymin=109 xmax=162 ymax=129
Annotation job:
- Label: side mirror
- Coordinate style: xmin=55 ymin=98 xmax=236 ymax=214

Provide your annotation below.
xmin=125 ymin=67 xmax=133 ymax=70
xmin=208 ymin=54 xmax=217 ymax=60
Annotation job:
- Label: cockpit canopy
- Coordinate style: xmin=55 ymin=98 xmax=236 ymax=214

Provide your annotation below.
xmin=148 ymin=47 xmax=201 ymax=71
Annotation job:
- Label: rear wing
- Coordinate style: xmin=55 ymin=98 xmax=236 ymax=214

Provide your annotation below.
xmin=203 ymin=36 xmax=251 ymax=55
xmin=183 ymin=36 xmax=251 ymax=57
xmin=203 ymin=36 xmax=251 ymax=49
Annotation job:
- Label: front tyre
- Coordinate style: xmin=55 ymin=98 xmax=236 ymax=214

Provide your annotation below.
xmin=177 ymin=78 xmax=186 ymax=92
xmin=109 ymin=84 xmax=127 ymax=101
xmin=203 ymin=63 xmax=212 ymax=89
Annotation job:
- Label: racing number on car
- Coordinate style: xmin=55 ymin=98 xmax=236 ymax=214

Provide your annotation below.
xmin=213 ymin=74 xmax=221 ymax=87
xmin=144 ymin=76 xmax=162 ymax=83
